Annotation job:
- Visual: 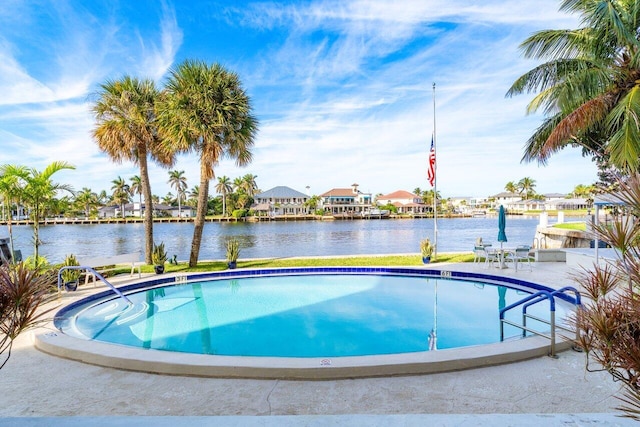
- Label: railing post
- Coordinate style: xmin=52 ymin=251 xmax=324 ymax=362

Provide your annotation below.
xmin=549 ymin=310 xmax=556 ymax=357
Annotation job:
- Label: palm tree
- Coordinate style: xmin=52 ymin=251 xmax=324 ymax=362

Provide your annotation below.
xmin=517 ymin=177 xmax=536 ymax=200
xmin=75 ymin=187 xmax=98 ymax=218
xmin=92 ymin=75 xmax=174 ymax=264
xmin=21 ymin=161 xmax=75 ymax=266
xmin=111 ymin=176 xmax=130 ymax=218
xmin=162 ymin=192 xmax=174 ymax=206
xmin=215 ymin=176 xmax=233 ymax=217
xmin=97 ymin=190 xmax=109 ymax=206
xmin=241 ymin=174 xmax=258 ymax=197
xmin=129 ymin=175 xmax=143 ymax=218
xmin=168 ymin=170 xmax=187 ymax=218
xmin=158 ymin=60 xmax=258 ymax=267
xmin=506 ymin=0 xmax=640 ymax=176
xmin=504 ymin=181 xmax=518 ymax=193
xmin=187 ymin=185 xmax=199 ymax=207
xmin=0 ymin=165 xmax=29 ymax=260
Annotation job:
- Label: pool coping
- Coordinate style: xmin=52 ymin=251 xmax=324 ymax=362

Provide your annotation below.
xmin=35 ymin=267 xmax=579 ymax=380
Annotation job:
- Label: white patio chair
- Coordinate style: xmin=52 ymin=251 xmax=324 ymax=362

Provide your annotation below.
xmin=483 ymin=246 xmax=501 ymax=269
xmin=506 ymin=246 xmax=533 ymax=271
xmin=473 ymin=246 xmax=486 ymax=264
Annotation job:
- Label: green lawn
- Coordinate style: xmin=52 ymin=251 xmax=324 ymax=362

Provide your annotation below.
xmin=117 ymin=252 xmax=475 ymax=275
xmin=553 ymin=222 xmax=586 ymax=231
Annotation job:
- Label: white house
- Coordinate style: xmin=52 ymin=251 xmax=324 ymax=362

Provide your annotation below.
xmin=377 ymin=190 xmax=429 ymax=214
xmin=253 ymin=186 xmax=310 ymax=216
xmin=320 ymin=183 xmax=372 ymax=214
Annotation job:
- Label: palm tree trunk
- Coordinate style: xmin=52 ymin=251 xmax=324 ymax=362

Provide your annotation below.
xmin=189 ymin=165 xmax=209 ymax=267
xmin=139 ymin=150 xmax=154 ymax=265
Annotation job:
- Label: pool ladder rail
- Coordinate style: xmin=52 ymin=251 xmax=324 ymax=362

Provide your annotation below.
xmin=499 ymin=286 xmax=582 ymax=357
xmin=57 ymin=265 xmax=133 ymax=306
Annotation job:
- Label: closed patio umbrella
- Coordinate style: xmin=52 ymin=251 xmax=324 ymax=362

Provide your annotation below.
xmin=497 ymin=205 xmax=507 ymax=267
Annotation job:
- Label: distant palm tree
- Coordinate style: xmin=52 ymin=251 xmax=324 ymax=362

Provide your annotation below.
xmin=168 ymin=170 xmax=187 ymax=218
xmin=92 ymin=76 xmax=174 ymax=264
xmin=517 ymin=177 xmax=536 ymax=200
xmin=75 ymin=187 xmax=98 ymax=218
xmin=505 ymin=181 xmax=517 ymax=193
xmin=187 ymin=185 xmax=199 ymax=207
xmin=215 ymin=176 xmax=232 ymax=217
xmin=241 ymin=174 xmax=258 ymax=197
xmin=129 ymin=175 xmax=143 ymax=218
xmin=111 ymin=176 xmax=130 ymax=218
xmin=97 ymin=190 xmax=109 ymax=205
xmin=162 ymin=192 xmax=174 ymax=206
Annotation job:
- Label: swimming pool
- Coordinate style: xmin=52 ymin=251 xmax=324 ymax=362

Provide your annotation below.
xmin=40 ymin=267 xmax=579 ymax=379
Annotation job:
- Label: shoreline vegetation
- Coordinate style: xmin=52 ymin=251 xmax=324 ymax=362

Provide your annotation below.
xmin=1 ymin=209 xmax=589 ymax=226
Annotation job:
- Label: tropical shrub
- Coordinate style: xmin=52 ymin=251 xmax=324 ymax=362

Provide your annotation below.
xmin=231 ymin=209 xmax=247 ymax=219
xmin=572 ymin=173 xmax=640 ymax=419
xmin=0 ymin=263 xmax=56 ymax=369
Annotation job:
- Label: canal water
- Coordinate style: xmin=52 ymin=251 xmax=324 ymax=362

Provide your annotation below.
xmin=5 ymin=216 xmax=572 ymax=263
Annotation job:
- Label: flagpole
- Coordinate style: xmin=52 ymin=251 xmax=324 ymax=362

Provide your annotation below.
xmin=432 ymin=82 xmax=437 ymax=259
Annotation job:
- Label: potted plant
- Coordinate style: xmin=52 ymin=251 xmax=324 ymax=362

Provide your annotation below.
xmin=420 ymin=238 xmax=434 ymax=264
xmin=61 ymin=254 xmax=81 ymax=291
xmin=226 ymin=238 xmax=240 ymax=269
xmin=152 ymin=242 xmax=167 ymax=274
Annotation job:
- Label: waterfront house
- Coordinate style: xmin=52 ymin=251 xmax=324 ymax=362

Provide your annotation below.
xmin=98 ymin=203 xmax=194 ymax=218
xmin=377 ymin=190 xmax=430 ymax=214
xmin=253 ymin=186 xmax=310 ymax=216
xmin=320 ymin=183 xmax=372 ymax=214
xmin=492 ymin=192 xmax=522 ymax=207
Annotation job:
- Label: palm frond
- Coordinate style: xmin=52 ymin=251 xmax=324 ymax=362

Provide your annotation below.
xmin=607 ymin=85 xmax=640 ymax=171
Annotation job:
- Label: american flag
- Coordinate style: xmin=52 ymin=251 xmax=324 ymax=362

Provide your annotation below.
xmin=427 ymin=136 xmax=436 ymax=187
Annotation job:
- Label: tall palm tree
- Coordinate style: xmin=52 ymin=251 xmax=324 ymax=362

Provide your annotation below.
xmin=168 ymin=170 xmax=187 ymax=218
xmin=92 ymin=76 xmax=174 ymax=264
xmin=21 ymin=161 xmax=75 ymax=266
xmin=111 ymin=176 xmax=130 ymax=218
xmin=506 ymin=0 xmax=640 ymax=176
xmin=0 ymin=165 xmax=29 ymax=261
xmin=215 ymin=176 xmax=232 ymax=217
xmin=158 ymin=60 xmax=258 ymax=267
xmin=129 ymin=175 xmax=143 ymax=218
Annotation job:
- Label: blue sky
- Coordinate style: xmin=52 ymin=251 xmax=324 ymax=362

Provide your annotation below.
xmin=0 ymin=0 xmax=596 ymax=199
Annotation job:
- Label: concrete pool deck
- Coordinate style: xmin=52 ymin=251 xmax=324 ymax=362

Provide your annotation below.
xmin=0 ymin=261 xmax=634 ymax=425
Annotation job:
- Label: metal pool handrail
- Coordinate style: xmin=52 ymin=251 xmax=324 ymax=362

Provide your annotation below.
xmin=499 ymin=287 xmax=581 ymax=357
xmin=57 ymin=266 xmax=133 ymax=306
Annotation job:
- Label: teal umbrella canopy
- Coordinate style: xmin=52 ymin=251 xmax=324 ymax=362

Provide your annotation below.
xmin=497 ymin=205 xmax=507 ymax=243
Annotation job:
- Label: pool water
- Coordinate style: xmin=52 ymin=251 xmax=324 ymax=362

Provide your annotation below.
xmin=66 ymin=274 xmax=565 ymax=358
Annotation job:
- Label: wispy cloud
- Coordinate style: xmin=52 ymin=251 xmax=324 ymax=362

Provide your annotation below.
xmin=0 ymin=0 xmax=596 ymax=199
xmin=135 ymin=1 xmax=183 ymax=81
